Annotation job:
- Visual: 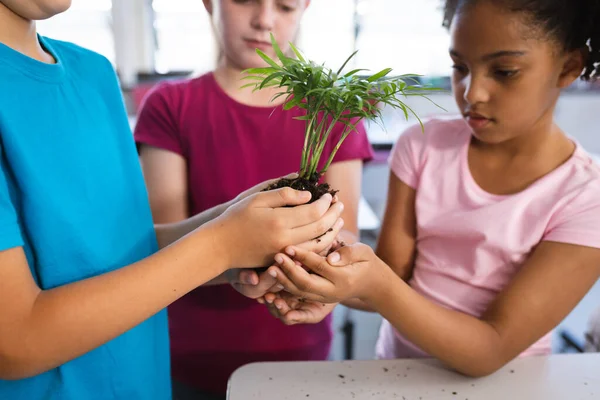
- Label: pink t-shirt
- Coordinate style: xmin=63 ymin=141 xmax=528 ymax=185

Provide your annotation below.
xmin=134 ymin=73 xmax=373 ymax=394
xmin=376 ymin=118 xmax=600 ymax=359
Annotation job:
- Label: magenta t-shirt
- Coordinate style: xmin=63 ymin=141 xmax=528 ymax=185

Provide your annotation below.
xmin=134 ymin=73 xmax=373 ymax=394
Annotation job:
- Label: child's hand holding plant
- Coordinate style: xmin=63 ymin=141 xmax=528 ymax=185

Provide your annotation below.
xmin=268 ymin=243 xmax=391 ymax=305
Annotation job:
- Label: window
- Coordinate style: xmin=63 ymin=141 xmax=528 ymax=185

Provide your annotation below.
xmin=36 ymin=0 xmax=115 ymax=63
xmin=152 ymin=0 xmax=217 ymax=73
xmin=354 ymin=0 xmax=451 ymax=77
xmin=298 ymin=0 xmax=356 ymax=69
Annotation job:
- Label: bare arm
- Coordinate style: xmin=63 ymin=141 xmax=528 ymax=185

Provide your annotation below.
xmin=139 ymin=145 xmax=233 ymax=285
xmin=323 ymin=160 xmax=367 ymax=311
xmin=0 ymin=184 xmax=344 ymax=380
xmin=0 ymin=223 xmax=227 ymax=380
xmin=366 ymin=241 xmax=600 ymax=376
xmin=272 ymin=239 xmax=600 ymax=377
xmin=323 ymin=160 xmax=362 ymax=243
xmin=343 ymin=172 xmax=418 ymax=311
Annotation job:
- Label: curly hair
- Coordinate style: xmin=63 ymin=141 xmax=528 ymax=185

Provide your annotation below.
xmin=442 ymin=0 xmax=600 ymax=81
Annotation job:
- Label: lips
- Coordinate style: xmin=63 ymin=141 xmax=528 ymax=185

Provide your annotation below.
xmin=244 ymin=39 xmax=272 ymax=50
xmin=464 ymin=112 xmax=492 ymax=130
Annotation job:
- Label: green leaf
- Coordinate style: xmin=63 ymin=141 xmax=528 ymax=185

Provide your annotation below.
xmin=343 ymin=68 xmax=369 ymax=78
xmin=259 ymin=71 xmax=287 ymax=89
xmin=243 ymin=67 xmax=278 ymax=75
xmin=367 ymin=68 xmax=393 ymax=82
xmin=269 ymin=32 xmax=289 ymax=65
xmin=289 ymin=41 xmax=306 ymax=62
xmin=256 ymin=49 xmax=280 ymax=69
xmin=335 ymin=49 xmax=359 ymax=76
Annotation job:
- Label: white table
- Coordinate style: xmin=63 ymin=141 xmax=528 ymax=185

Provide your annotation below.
xmin=227 ymin=353 xmax=599 ymax=399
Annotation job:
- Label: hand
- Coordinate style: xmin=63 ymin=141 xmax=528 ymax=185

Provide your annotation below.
xmin=269 ymin=243 xmax=384 ymax=303
xmin=226 ymin=269 xmax=282 ymax=299
xmin=259 ymin=291 xmax=337 ymax=325
xmin=214 ymin=188 xmax=345 ymax=269
xmin=232 ymin=173 xmax=298 ymax=204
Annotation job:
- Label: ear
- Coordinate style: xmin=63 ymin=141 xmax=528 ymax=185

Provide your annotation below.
xmin=305 ymin=0 xmax=312 ymax=9
xmin=558 ymin=48 xmax=586 ymax=89
xmin=202 ymin=0 xmax=214 ymax=15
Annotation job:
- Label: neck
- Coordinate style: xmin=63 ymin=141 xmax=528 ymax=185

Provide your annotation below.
xmin=0 ymin=3 xmax=54 ymax=63
xmin=213 ymin=57 xmax=285 ymax=107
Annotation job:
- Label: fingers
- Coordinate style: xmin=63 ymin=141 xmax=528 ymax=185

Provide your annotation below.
xmin=237 ymin=270 xmax=259 ymax=285
xmin=290 ymin=200 xmax=344 ymax=242
xmin=326 ymin=242 xmax=372 ymax=265
xmin=271 ymin=257 xmax=329 ymax=302
xmin=260 ymin=173 xmax=300 ymax=190
xmin=279 ymin=193 xmax=335 ymax=228
xmin=253 ymin=187 xmax=312 ymax=208
xmin=281 ymin=246 xmax=336 ymax=281
xmin=296 ymin=218 xmax=345 ymax=255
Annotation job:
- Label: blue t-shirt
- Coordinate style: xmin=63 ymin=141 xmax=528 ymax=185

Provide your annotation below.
xmin=0 ymin=36 xmax=170 ymax=399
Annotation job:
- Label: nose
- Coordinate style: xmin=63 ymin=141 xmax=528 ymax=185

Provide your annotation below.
xmin=251 ymin=1 xmax=276 ymax=31
xmin=463 ymin=74 xmax=490 ymax=105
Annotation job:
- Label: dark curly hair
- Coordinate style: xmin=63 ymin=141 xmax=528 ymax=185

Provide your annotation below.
xmin=442 ymin=0 xmax=600 ymax=81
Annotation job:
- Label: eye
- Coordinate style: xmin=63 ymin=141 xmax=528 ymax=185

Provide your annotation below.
xmin=494 ymin=69 xmax=519 ymax=79
xmin=451 ymin=64 xmax=468 ymax=75
xmin=278 ymin=2 xmax=296 ymax=12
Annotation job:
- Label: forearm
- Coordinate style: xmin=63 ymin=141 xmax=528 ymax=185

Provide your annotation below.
xmin=154 ymin=200 xmax=232 ymax=249
xmin=366 ymin=266 xmax=505 ymax=377
xmin=2 ymin=223 xmax=228 ymax=380
xmin=341 ymin=298 xmax=375 ymax=312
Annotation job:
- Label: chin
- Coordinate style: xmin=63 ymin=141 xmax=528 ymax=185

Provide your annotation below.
xmin=34 ymin=0 xmax=72 ymax=19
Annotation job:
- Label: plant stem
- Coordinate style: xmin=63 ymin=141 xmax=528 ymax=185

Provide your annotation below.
xmin=308 ymin=114 xmax=341 ymax=177
xmin=320 ymin=124 xmax=356 ymax=174
xmin=300 ymin=109 xmax=318 ymax=176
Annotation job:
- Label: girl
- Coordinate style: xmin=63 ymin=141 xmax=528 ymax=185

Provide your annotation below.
xmin=134 ymin=0 xmax=373 ymax=398
xmin=0 ymin=1 xmax=344 ymax=399
xmin=266 ymin=0 xmax=600 ymax=377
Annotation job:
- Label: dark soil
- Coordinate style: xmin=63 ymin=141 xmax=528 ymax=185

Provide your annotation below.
xmin=253 ymin=173 xmax=338 ymax=273
xmin=263 ymin=173 xmax=338 ymax=203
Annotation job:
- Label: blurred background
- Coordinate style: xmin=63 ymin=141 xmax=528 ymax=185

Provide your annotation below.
xmin=37 ymin=0 xmax=600 ymax=360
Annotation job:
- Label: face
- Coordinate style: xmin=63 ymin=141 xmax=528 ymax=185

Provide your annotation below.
xmin=0 ymin=0 xmax=72 ymax=20
xmin=448 ymin=1 xmax=582 ymax=144
xmin=204 ymin=0 xmax=309 ymax=70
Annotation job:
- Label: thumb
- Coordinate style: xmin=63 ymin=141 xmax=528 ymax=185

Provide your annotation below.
xmin=253 ymin=187 xmax=312 ymax=209
xmin=236 ymin=270 xmax=259 ymax=285
xmin=326 ymin=243 xmax=370 ymax=266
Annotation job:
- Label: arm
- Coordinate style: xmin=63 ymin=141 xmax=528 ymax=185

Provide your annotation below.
xmin=323 ymin=160 xmax=362 ymax=244
xmin=0 ymin=187 xmax=344 ymax=380
xmin=342 ymin=172 xmax=418 ymax=312
xmin=139 ymin=145 xmax=229 ymax=285
xmin=139 ymin=145 xmax=231 ymax=250
xmin=272 ymin=241 xmax=600 ymax=377
xmin=0 ymin=223 xmax=227 ymax=380
xmin=367 ymin=241 xmax=600 ymax=376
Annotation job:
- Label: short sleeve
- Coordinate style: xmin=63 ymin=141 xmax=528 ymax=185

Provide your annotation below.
xmin=543 ymin=181 xmax=600 ymax=249
xmin=325 ymin=118 xmax=374 ymax=165
xmin=388 ymin=122 xmax=427 ymax=189
xmin=0 ymin=145 xmax=23 ymax=252
xmin=134 ymin=82 xmax=184 ymax=156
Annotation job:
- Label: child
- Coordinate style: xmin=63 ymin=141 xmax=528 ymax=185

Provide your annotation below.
xmin=0 ymin=1 xmax=345 ymax=399
xmin=266 ymin=0 xmax=600 ymax=377
xmin=134 ymin=0 xmax=373 ymax=397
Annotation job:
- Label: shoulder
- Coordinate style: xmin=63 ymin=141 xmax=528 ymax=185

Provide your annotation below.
xmin=140 ymin=73 xmax=215 ymax=109
xmin=42 ymin=36 xmax=113 ymax=74
xmin=393 ymin=116 xmax=469 ymax=155
xmin=556 ymin=147 xmax=600 ymax=202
